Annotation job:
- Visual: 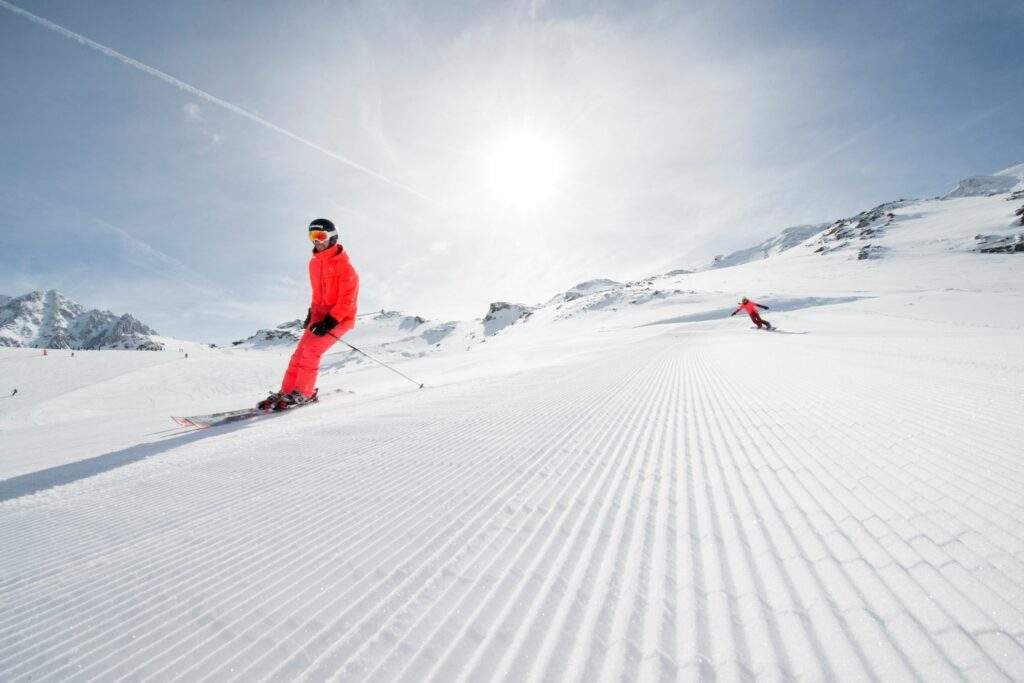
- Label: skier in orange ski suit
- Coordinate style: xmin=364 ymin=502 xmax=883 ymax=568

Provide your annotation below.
xmin=258 ymin=218 xmax=359 ymax=410
xmin=731 ymin=297 xmax=772 ymax=330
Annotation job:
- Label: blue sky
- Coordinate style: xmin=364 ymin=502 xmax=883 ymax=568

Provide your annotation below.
xmin=1 ymin=0 xmax=1022 ymax=343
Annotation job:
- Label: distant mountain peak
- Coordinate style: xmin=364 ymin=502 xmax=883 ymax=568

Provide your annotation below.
xmin=0 ymin=289 xmax=163 ymax=350
xmin=943 ymin=163 xmax=1024 ymax=199
xmin=943 ymin=175 xmax=1020 ymax=199
xmin=708 ymin=223 xmax=828 ymax=270
xmin=995 ymin=162 xmax=1024 ymax=179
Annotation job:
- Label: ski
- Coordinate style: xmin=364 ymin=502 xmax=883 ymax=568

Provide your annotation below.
xmin=171 ymin=388 xmax=350 ymax=429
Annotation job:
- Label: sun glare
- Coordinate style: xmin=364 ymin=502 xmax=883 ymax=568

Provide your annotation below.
xmin=484 ymin=130 xmax=564 ymax=206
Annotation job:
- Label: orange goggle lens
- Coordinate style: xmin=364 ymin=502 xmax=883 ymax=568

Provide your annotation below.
xmin=309 ymin=230 xmax=329 ymax=242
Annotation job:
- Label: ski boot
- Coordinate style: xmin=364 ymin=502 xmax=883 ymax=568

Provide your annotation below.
xmin=257 ymin=390 xmax=285 ymax=411
xmin=272 ymin=388 xmax=319 ymax=412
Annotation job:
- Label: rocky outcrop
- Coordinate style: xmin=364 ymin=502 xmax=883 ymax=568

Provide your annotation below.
xmin=857 ymin=244 xmax=887 ymax=260
xmin=975 ymin=233 xmax=1024 ymax=254
xmin=482 ymin=302 xmax=534 ymax=336
xmin=810 ymin=202 xmax=905 ymax=257
xmin=232 ymin=320 xmax=304 ymax=347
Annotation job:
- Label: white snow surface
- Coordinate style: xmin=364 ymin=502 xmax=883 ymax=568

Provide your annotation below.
xmin=2 ymin=190 xmax=1024 ymax=680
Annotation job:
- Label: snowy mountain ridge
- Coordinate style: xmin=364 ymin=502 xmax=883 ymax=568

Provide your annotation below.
xmin=708 ymin=224 xmax=829 ymax=270
xmin=948 ymin=161 xmax=1024 ymax=198
xmin=694 ymin=162 xmax=1024 ymax=271
xmin=234 ymin=303 xmax=537 ymax=361
xmin=942 ymin=175 xmax=1020 ymax=199
xmin=0 ymin=289 xmax=165 ymax=350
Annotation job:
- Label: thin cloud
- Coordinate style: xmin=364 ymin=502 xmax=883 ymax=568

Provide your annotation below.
xmin=0 ymin=0 xmax=437 ymax=205
xmin=88 ymin=217 xmax=225 ymax=296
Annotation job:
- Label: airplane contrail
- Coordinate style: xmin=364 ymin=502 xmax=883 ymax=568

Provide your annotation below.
xmin=0 ymin=0 xmax=437 ymax=205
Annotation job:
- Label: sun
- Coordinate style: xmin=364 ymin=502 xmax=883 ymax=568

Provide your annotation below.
xmin=484 ymin=129 xmax=565 ymax=206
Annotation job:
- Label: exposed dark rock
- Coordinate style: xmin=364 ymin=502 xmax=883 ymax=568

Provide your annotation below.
xmin=857 ymin=245 xmax=887 ymax=260
xmin=808 ymin=202 xmax=905 ymax=257
xmin=232 ymin=318 xmax=304 ymax=346
xmin=482 ymin=302 xmax=534 ymax=336
xmin=975 ymin=233 xmax=1024 ymax=253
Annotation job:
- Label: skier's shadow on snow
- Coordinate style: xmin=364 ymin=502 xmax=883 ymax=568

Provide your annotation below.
xmin=0 ymin=423 xmax=248 ymax=503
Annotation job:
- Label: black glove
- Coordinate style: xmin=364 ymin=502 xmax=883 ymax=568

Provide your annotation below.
xmin=302 ymin=308 xmax=311 ymax=328
xmin=310 ymin=314 xmax=339 ymax=336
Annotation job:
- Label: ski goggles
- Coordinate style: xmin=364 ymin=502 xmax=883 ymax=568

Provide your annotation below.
xmin=308 ymin=230 xmax=331 ymax=242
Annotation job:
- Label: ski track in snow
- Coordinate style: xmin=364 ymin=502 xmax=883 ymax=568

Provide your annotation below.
xmin=1 ymin=325 xmax=1024 ymax=681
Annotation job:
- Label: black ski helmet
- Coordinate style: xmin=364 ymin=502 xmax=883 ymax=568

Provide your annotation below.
xmin=308 ymin=218 xmax=338 ymax=247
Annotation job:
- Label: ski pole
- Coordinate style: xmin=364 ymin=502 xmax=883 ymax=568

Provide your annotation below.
xmin=329 ymin=333 xmax=425 ymax=388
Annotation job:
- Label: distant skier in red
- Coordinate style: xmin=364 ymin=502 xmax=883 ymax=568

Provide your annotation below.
xmin=258 ymin=218 xmax=359 ymax=411
xmin=731 ymin=297 xmax=772 ymax=330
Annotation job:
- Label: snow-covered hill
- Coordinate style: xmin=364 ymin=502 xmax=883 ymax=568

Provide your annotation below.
xmin=0 ymin=289 xmax=166 ymax=350
xmin=709 ymin=224 xmax=828 ymax=269
xmin=944 ymin=162 xmax=1024 ymax=198
xmin=556 ymin=278 xmax=624 ymax=302
xmin=2 ymin=164 xmax=1023 ymax=680
xmin=686 ymin=162 xmax=1024 ymax=273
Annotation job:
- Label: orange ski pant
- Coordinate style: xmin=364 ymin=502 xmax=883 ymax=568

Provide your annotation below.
xmin=280 ymin=320 xmax=353 ymax=397
xmin=749 ymin=311 xmax=770 ymax=329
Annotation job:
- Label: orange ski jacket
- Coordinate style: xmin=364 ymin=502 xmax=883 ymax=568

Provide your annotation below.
xmin=732 ymin=300 xmax=768 ymax=316
xmin=309 ymin=244 xmax=359 ymax=326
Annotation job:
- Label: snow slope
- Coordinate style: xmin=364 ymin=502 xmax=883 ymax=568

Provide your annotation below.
xmin=1 ymin=185 xmax=1024 ymax=680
